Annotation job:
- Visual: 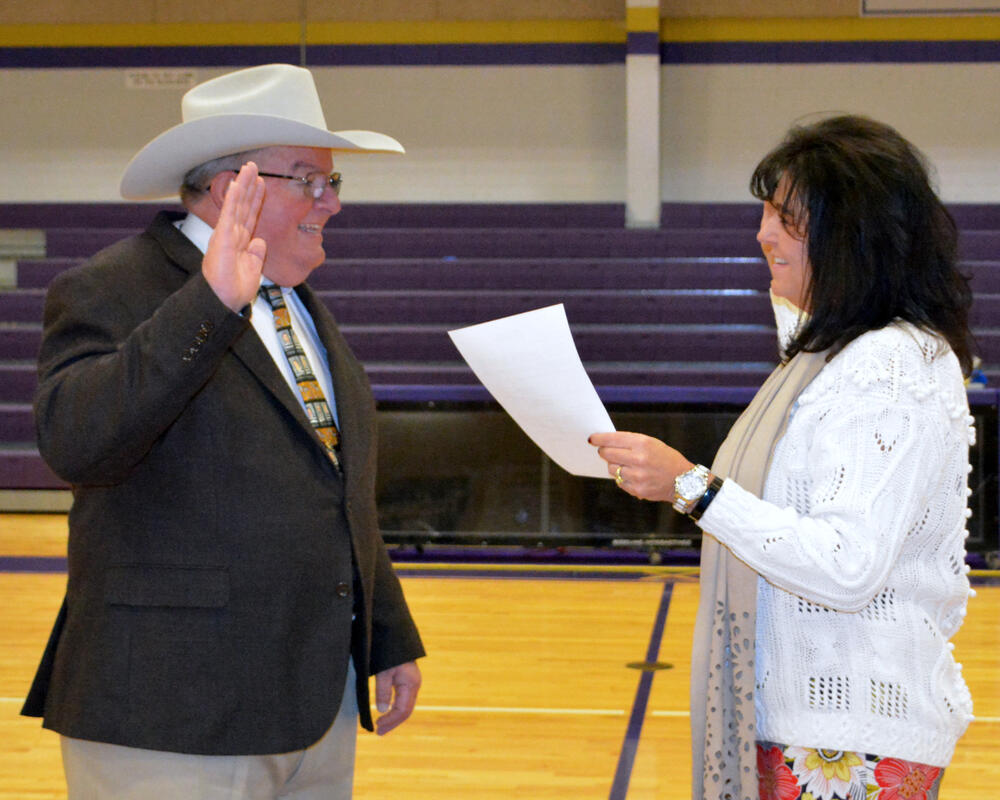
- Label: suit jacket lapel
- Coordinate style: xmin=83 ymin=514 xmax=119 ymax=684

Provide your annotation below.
xmin=148 ymin=211 xmax=204 ymax=278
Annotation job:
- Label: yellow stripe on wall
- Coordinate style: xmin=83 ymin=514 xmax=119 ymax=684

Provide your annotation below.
xmin=0 ymin=20 xmax=626 ymax=48
xmin=307 ymin=20 xmax=625 ymax=44
xmin=660 ymin=16 xmax=1000 ymax=42
xmin=1 ymin=16 xmax=998 ymax=49
xmin=0 ymin=23 xmax=300 ymax=48
xmin=626 ymin=7 xmax=661 ymax=34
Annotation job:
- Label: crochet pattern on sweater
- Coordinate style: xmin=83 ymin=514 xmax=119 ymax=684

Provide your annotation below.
xmin=699 ymin=322 xmax=975 ymax=766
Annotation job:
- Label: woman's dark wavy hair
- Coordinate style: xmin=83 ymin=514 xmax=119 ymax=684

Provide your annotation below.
xmin=750 ymin=114 xmax=974 ymax=374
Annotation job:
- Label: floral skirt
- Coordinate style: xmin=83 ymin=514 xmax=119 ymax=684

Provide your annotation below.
xmin=756 ymin=741 xmax=944 ymax=800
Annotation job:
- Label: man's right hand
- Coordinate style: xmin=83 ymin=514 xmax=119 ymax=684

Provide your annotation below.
xmin=202 ymin=163 xmax=267 ymax=312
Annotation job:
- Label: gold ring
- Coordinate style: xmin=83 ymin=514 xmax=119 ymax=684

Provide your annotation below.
xmin=615 ymin=465 xmax=624 ymax=486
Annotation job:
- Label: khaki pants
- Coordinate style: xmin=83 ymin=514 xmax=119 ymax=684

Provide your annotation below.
xmin=61 ymin=659 xmax=358 ymax=800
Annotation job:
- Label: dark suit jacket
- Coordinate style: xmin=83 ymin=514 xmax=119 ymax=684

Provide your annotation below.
xmin=21 ymin=211 xmax=424 ymax=756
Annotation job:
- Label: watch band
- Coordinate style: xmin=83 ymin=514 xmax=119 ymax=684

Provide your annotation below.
xmin=688 ymin=476 xmax=724 ymax=521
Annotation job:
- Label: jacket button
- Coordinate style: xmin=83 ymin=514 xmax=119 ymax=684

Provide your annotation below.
xmin=335 ymin=582 xmax=350 ymax=598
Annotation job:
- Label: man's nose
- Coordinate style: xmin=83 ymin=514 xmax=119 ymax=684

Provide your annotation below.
xmin=315 ymin=186 xmax=342 ymax=214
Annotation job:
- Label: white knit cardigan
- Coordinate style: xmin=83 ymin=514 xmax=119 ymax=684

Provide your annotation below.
xmin=698 ymin=312 xmax=975 ymax=767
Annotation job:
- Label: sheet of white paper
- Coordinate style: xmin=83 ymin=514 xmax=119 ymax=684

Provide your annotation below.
xmin=448 ymin=304 xmax=615 ymax=479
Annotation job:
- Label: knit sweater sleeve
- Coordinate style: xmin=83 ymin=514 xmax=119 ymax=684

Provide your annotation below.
xmin=697 ymin=325 xmax=973 ymax=613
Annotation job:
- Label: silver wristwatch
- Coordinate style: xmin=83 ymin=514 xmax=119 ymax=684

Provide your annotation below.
xmin=672 ymin=464 xmax=712 ymax=515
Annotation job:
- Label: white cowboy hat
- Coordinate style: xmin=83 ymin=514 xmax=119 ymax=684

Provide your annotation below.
xmin=120 ymin=63 xmax=404 ymax=200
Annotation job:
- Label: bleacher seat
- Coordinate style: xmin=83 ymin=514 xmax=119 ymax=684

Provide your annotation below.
xmin=1 ymin=202 xmax=997 ymax=556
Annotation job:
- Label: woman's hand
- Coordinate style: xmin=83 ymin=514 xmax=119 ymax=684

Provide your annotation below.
xmin=589 ymin=431 xmax=695 ymax=502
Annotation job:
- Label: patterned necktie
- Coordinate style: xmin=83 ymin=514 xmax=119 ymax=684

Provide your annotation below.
xmin=258 ymin=285 xmax=341 ymax=469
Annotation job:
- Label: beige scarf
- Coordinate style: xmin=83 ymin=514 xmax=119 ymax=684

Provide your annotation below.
xmin=689 ymin=348 xmax=827 ymax=800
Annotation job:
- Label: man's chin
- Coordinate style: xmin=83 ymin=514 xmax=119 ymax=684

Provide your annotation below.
xmin=262 ymin=259 xmax=324 ymax=286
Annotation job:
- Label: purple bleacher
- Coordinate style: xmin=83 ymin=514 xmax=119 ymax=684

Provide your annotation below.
xmin=944 ymin=204 xmax=1000 ymax=230
xmin=0 ymin=326 xmax=41 ymax=360
xmin=660 ymin=203 xmax=761 ymax=228
xmin=0 ymin=364 xmax=36 ymax=403
xmin=43 ymin=227 xmax=765 ymax=259
xmin=1 ymin=203 xmax=179 ymax=229
xmin=320 ymin=228 xmax=764 ymax=259
xmin=7 ymin=201 xmax=997 ymax=230
xmin=0 ymin=322 xmax=784 ymax=366
xmin=6 ymin=317 xmax=999 ymax=400
xmin=308 ymin=258 xmax=771 ymax=291
xmin=3 ymin=201 xmax=1000 ymax=496
xmin=319 ymin=289 xmax=774 ymax=326
xmin=0 ymin=202 xmax=626 ymax=230
xmin=17 ymin=256 xmax=771 ymax=291
xmin=17 ymin=256 xmax=1000 ymax=294
xmin=0 ymin=290 xmax=46 ymax=323
xmin=372 ymin=362 xmax=782 ymax=389
xmin=660 ymin=202 xmax=1000 ymax=231
xmin=0 ymin=446 xmax=63 ymax=490
xmin=0 ymin=404 xmax=34 ymax=441
xmin=333 ymin=323 xmax=782 ymax=363
xmin=958 ymin=231 xmax=1000 ymax=261
xmin=971 ymin=294 xmax=1000 ymax=327
xmin=964 ymin=262 xmax=1000 ymax=292
xmin=14 ymin=258 xmax=81 ymax=289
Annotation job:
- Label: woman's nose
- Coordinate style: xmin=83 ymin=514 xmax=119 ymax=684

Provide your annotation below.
xmin=757 ymin=209 xmax=778 ymax=244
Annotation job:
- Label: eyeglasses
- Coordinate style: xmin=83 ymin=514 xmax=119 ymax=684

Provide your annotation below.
xmin=252 ymin=170 xmax=343 ymax=199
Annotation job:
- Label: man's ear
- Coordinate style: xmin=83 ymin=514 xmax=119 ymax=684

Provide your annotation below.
xmin=206 ymin=170 xmax=237 ymax=212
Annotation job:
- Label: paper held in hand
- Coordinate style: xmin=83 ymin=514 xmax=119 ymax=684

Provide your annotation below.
xmin=447 ymin=304 xmax=615 ymax=479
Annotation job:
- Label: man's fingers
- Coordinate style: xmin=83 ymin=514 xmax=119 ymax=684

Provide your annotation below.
xmin=375 ymin=708 xmax=406 ymax=736
xmin=246 ymin=238 xmax=267 ymax=265
xmin=375 ymin=671 xmax=392 ymax=713
xmin=219 ymin=162 xmax=262 ymax=232
xmin=373 ymin=662 xmax=421 ymax=736
xmin=233 ymin=165 xmax=263 ymax=225
xmin=375 ymin=683 xmax=417 ymax=736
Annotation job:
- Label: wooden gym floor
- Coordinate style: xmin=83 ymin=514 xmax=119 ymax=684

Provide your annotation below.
xmin=2 ymin=514 xmax=998 ymax=799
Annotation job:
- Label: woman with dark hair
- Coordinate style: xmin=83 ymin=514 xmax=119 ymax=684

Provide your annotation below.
xmin=591 ymin=115 xmax=975 ymax=800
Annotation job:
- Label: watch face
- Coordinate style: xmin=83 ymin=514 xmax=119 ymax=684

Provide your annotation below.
xmin=676 ymin=470 xmax=707 ymax=500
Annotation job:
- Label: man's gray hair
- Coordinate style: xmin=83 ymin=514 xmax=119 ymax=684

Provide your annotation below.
xmin=179 ymin=148 xmax=267 ymax=205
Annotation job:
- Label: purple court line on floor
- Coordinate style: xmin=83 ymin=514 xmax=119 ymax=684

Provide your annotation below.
xmin=609 ymin=579 xmax=674 ymax=800
xmin=0 ymin=556 xmax=66 ymax=573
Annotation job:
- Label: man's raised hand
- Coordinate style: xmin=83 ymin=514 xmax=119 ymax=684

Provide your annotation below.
xmin=202 ymin=163 xmax=267 ymax=312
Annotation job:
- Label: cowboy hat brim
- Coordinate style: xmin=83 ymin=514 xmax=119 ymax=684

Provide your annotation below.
xmin=120 ymin=113 xmax=404 ymax=200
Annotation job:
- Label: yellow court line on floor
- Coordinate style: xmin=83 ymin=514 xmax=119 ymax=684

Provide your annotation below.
xmin=392 ymin=562 xmax=701 ymax=577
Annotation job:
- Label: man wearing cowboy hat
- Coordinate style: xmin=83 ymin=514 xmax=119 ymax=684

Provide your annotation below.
xmin=22 ymin=64 xmax=424 ymax=798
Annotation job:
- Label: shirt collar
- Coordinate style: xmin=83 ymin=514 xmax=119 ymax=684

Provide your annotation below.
xmin=174 ymin=212 xmax=214 ymax=255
